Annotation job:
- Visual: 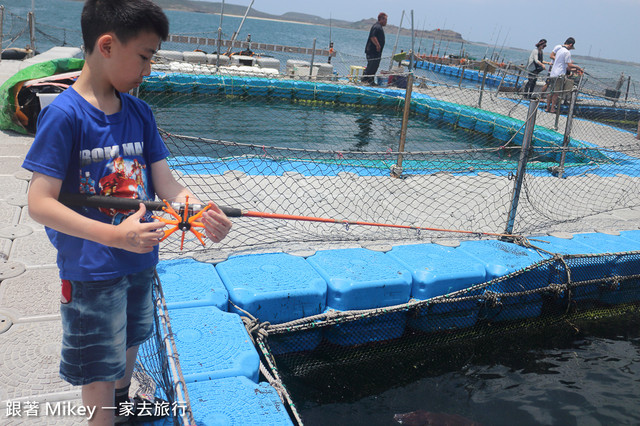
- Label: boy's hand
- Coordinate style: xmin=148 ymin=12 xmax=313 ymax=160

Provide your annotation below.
xmin=201 ymin=202 xmax=232 ymax=243
xmin=114 ymin=203 xmax=166 ymax=253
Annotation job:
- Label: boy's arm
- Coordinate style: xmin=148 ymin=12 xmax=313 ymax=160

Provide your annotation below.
xmin=28 ymin=172 xmax=166 ymax=253
xmin=151 ymin=159 xmax=232 ymax=243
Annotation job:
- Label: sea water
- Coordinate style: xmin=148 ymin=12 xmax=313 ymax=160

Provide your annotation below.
xmin=7 ymin=1 xmax=640 ymax=425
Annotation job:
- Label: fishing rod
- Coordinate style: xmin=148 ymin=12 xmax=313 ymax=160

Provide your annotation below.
xmin=225 ymin=0 xmax=254 ymax=55
xmin=388 ymin=10 xmax=405 ymax=71
xmin=58 ymin=194 xmax=519 ymax=248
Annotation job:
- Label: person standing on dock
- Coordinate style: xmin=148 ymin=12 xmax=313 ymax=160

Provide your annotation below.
xmin=362 ymin=12 xmax=387 ymax=85
xmin=21 ymin=0 xmax=232 ymax=424
xmin=545 ymin=37 xmax=583 ymax=113
xmin=523 ymin=39 xmax=549 ymax=98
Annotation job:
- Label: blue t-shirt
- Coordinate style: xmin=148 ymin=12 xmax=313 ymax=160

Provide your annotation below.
xmin=22 ymin=87 xmax=170 ymax=281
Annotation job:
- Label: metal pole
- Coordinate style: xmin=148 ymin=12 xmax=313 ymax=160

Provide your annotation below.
xmin=553 ymin=75 xmax=565 ymax=130
xmin=458 ymin=64 xmax=465 ymax=88
xmin=309 ymin=38 xmax=316 ymax=79
xmin=388 ymin=10 xmax=405 ymax=71
xmin=478 ymin=62 xmax=488 ymax=108
xmin=226 ymin=0 xmax=254 ymax=55
xmin=409 ymin=10 xmax=414 ymax=72
xmin=28 ymin=11 xmax=36 ymax=53
xmin=504 ymin=99 xmax=539 ymax=235
xmin=624 ymin=75 xmax=631 ymax=102
xmin=391 ymin=73 xmax=414 ymax=178
xmin=216 ymin=28 xmax=222 ymax=68
xmin=216 ymin=0 xmax=224 ymax=68
xmin=552 ymin=74 xmax=583 ymax=178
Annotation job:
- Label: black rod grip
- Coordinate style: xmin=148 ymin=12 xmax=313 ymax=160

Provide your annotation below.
xmin=58 ymin=193 xmax=243 ymax=217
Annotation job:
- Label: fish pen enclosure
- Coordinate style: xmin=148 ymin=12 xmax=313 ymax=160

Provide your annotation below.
xmin=136 ymin=56 xmax=640 ymax=261
xmin=129 ymin=58 xmax=640 ymax=425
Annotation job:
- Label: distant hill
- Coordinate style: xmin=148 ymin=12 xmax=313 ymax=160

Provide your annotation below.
xmin=151 ymin=0 xmax=464 ymax=42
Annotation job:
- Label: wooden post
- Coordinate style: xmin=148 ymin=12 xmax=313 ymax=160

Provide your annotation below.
xmin=391 ymin=73 xmax=414 ymax=178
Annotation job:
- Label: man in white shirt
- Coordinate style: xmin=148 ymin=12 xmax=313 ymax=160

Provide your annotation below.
xmin=546 ymin=37 xmax=583 ymax=113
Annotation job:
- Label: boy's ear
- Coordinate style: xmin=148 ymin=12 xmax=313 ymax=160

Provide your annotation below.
xmin=96 ymin=33 xmax=114 ymax=58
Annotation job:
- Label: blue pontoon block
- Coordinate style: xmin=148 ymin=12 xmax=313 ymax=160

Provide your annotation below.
xmin=336 ymin=85 xmax=362 ymax=103
xmin=458 ymin=239 xmax=545 ymax=280
xmin=407 ymin=289 xmax=482 ymax=333
xmin=478 ymin=269 xmax=549 ymax=323
xmin=244 ymin=77 xmax=271 ymax=97
xmin=459 ymin=239 xmax=546 ymax=319
xmin=457 ymin=107 xmax=477 ymax=130
xmin=322 ymin=308 xmax=407 ymax=346
xmin=427 ymin=99 xmax=445 ymax=121
xmin=571 ymin=232 xmax=640 ymax=304
xmin=533 ymin=235 xmax=608 ymax=303
xmin=167 ymin=306 xmax=259 ymax=383
xmin=492 ymin=116 xmax=517 ymax=142
xmin=266 ymin=327 xmax=323 ymax=356
xmin=194 ymin=74 xmax=225 ymax=95
xmin=271 ymin=79 xmax=296 ymax=99
xmin=386 ymin=243 xmax=486 ymax=300
xmin=474 ymin=111 xmax=495 ymax=134
xmin=307 ymin=248 xmax=412 ymax=346
xmin=216 ymin=253 xmax=327 ymax=324
xmin=620 ymin=230 xmax=640 ymax=244
xmin=187 ymin=377 xmax=293 ymax=426
xmin=439 ymin=103 xmax=460 ymax=125
xmin=314 ymin=82 xmax=340 ymax=102
xmin=307 ymin=247 xmax=412 ymax=311
xmin=156 ymin=259 xmax=228 ymax=311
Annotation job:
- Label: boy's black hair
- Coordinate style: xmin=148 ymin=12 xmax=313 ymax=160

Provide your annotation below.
xmin=81 ymin=0 xmax=169 ymax=54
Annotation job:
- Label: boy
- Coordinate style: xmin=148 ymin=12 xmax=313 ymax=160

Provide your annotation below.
xmin=22 ymin=0 xmax=232 ymax=424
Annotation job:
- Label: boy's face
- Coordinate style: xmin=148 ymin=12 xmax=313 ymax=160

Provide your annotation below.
xmin=105 ymin=30 xmax=162 ymax=93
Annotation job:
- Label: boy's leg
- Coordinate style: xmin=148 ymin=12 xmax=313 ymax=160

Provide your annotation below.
xmin=82 ymin=381 xmax=115 ymax=425
xmin=115 ymin=345 xmax=140 ymax=390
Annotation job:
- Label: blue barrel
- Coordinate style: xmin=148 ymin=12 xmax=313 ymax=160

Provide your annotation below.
xmin=492 ymin=116 xmax=517 ymax=142
xmin=457 ymin=107 xmax=477 ymax=130
xmin=427 ymin=99 xmax=445 ymax=121
xmin=193 ymin=74 xmax=225 ymax=95
xmin=270 ymin=79 xmax=296 ymax=99
xmin=474 ymin=111 xmax=495 ymax=134
xmin=314 ymin=82 xmax=340 ymax=102
xmin=292 ymin=80 xmax=316 ymax=100
xmin=442 ymin=103 xmax=461 ymax=125
xmin=244 ymin=77 xmax=271 ymax=97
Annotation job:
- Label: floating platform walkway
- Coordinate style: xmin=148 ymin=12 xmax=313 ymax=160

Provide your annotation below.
xmin=153 ymin=230 xmax=640 ymax=424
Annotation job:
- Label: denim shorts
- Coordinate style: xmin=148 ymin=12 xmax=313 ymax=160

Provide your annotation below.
xmin=59 ymin=267 xmax=155 ymax=386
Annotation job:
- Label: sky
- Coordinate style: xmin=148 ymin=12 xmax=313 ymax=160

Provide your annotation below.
xmin=203 ymin=0 xmax=640 ymax=64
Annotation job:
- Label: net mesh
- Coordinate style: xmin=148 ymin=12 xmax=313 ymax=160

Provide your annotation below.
xmin=132 ymin=50 xmax=640 ymax=426
xmin=133 ymin=55 xmax=640 ymax=260
xmin=135 ymin=272 xmax=194 ymax=426
xmin=253 ymin=251 xmax=640 ymax=424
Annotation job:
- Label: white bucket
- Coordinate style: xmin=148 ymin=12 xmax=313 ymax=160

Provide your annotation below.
xmin=36 ymin=93 xmax=59 ymax=109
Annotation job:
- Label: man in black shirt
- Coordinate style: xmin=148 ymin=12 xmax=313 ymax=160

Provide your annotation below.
xmin=362 ymin=12 xmax=387 ymax=85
